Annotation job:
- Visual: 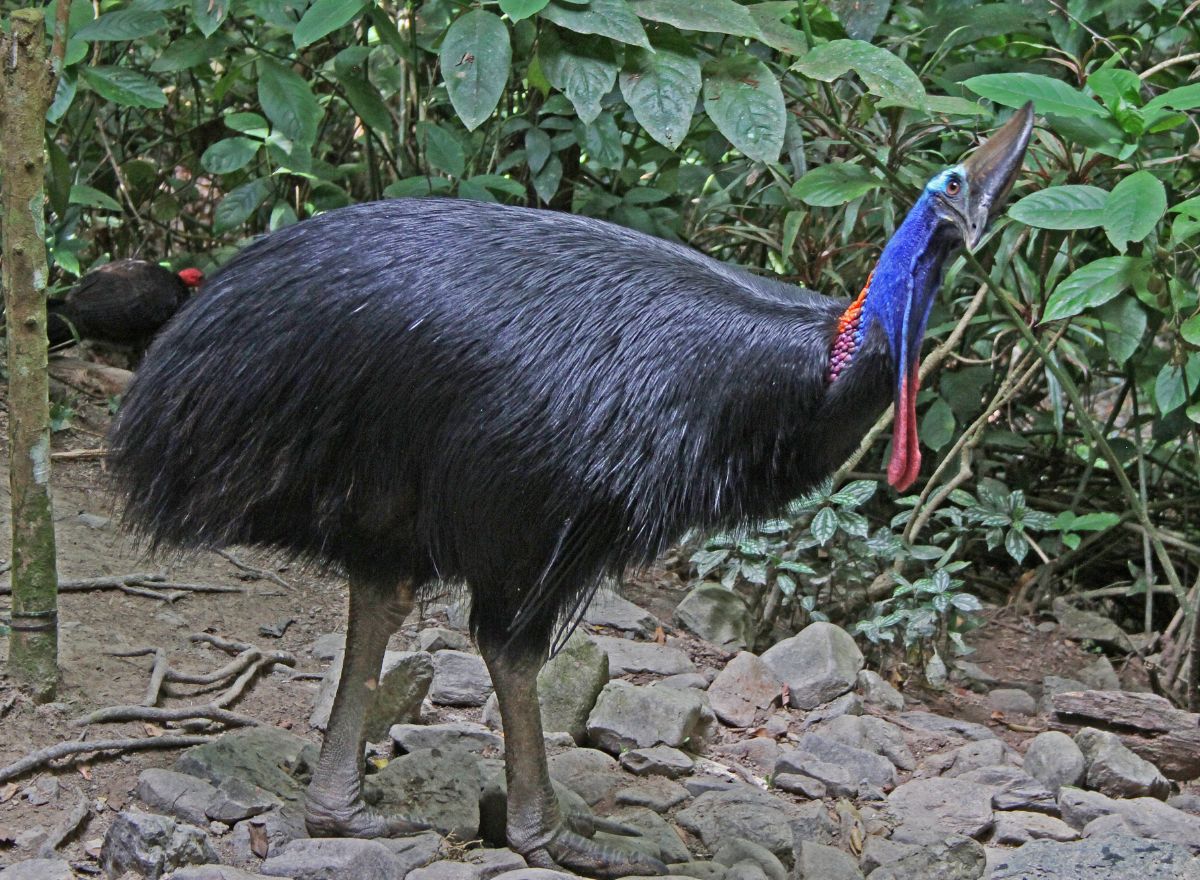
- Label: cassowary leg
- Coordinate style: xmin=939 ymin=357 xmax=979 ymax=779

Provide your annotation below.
xmin=305 ymin=576 xmax=427 ymax=838
xmin=477 ymin=628 xmax=666 ymax=878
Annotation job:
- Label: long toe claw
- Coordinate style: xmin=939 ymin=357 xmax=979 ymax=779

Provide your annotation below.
xmin=536 ymin=827 xmax=667 ymax=878
xmin=305 ymin=793 xmax=431 ymax=839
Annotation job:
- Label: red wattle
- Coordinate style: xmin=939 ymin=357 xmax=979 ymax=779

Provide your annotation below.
xmin=887 ymin=372 xmax=921 ymax=491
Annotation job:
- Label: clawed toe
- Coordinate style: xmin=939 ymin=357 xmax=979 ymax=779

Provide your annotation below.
xmin=530 ymin=826 xmax=667 ymax=877
xmin=305 ymin=793 xmax=430 ymax=839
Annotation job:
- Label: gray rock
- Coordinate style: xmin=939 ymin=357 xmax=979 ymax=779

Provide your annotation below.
xmin=363 ymin=748 xmax=482 ymax=840
xmin=463 ymin=848 xmax=527 ymax=880
xmin=307 ymin=633 xmax=344 ymax=660
xmin=587 ymin=681 xmax=714 ymax=754
xmin=776 ymin=756 xmax=856 ymax=798
xmin=942 ymin=739 xmax=1010 ymax=777
xmin=377 ymin=831 xmax=446 ymax=875
xmin=815 ymin=715 xmax=915 ymax=772
xmin=164 ymin=868 xmax=277 ymax=880
xmin=430 ymin=650 xmax=493 ymax=706
xmin=988 ymin=836 xmax=1200 ymax=880
xmin=1169 ymin=793 xmax=1200 ymax=815
xmin=991 ymin=811 xmax=1079 ymax=845
xmin=773 ymin=773 xmax=827 ymax=799
xmin=259 ymin=838 xmax=416 ymax=880
xmin=676 ymin=788 xmax=795 ymax=861
xmin=391 ymin=721 xmax=503 ymax=755
xmin=584 ymin=591 xmax=659 ymax=637
xmin=866 ymin=829 xmax=986 ymax=880
xmin=228 ymin=807 xmax=307 ymax=864
xmin=407 ymin=861 xmax=480 ymax=880
xmin=1078 ymin=655 xmax=1121 ymax=690
xmin=668 ymin=861 xmax=728 ymax=879
xmin=781 ymin=733 xmax=895 ymax=790
xmin=0 ymin=859 xmax=74 ymax=880
xmin=790 ymin=799 xmax=839 ymax=849
xmin=802 ymin=692 xmax=863 ymax=727
xmin=682 ymin=776 xmax=745 ymax=798
xmin=538 ymin=633 xmax=610 ymax=743
xmin=100 ymin=809 xmax=217 ymax=880
xmin=137 ymin=769 xmax=218 ymax=826
xmin=707 ymin=652 xmax=780 ymax=728
xmin=1023 ymin=731 xmax=1086 ymax=794
xmin=592 ymin=635 xmax=697 ymax=677
xmin=608 ymin=805 xmax=692 ymax=863
xmin=310 ymin=650 xmax=433 ymax=736
xmin=205 ymin=776 xmax=280 ymax=825
xmin=759 ymin=623 xmax=863 ymax=710
xmin=958 ymin=766 xmax=1056 ymax=813
xmin=723 ymin=736 xmax=782 ymax=775
xmin=175 ymin=727 xmax=318 ymax=803
xmin=619 ymin=746 xmax=694 ymax=779
xmin=1056 ymin=787 xmax=1200 ymax=852
xmin=547 ymin=748 xmax=626 ymax=806
xmin=416 ymin=627 xmax=472 ymax=653
xmin=673 ymin=585 xmax=752 ymax=651
xmin=887 ymin=778 xmax=995 ymax=839
xmin=615 ymin=777 xmax=691 ymax=812
xmin=714 ymin=839 xmax=786 ymax=880
xmin=897 ymin=712 xmax=995 ymax=742
xmin=491 ymin=871 xmax=577 ymax=880
xmin=1053 ymin=598 xmax=1134 ymax=652
xmin=987 ymin=688 xmax=1037 ymax=716
xmin=794 ymin=842 xmax=862 ymax=879
xmin=953 ymin=661 xmax=1001 ymax=690
xmin=657 ymin=673 xmax=710 ymax=690
xmin=856 ymin=670 xmax=904 ymax=710
xmin=1075 ymin=727 xmax=1169 ymax=799
xmin=1058 ymin=787 xmax=1121 ymax=829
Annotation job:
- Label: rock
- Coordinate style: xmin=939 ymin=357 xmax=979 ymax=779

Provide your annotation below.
xmin=673 ymin=585 xmax=753 ymax=651
xmin=991 ymin=811 xmax=1079 ymax=845
xmin=773 ymin=773 xmax=827 ymax=799
xmin=165 ymin=868 xmax=277 ymax=880
xmin=137 ymin=769 xmax=218 ymax=826
xmin=790 ymin=799 xmax=839 ymax=849
xmin=100 ymin=809 xmax=217 ymax=880
xmin=391 ymin=721 xmax=503 ymax=755
xmin=363 ymin=748 xmax=482 ymax=840
xmin=793 ymin=842 xmax=862 ymax=879
xmin=777 ymin=758 xmax=855 ymax=798
xmin=942 ymin=739 xmax=1010 ymax=777
xmin=491 ymin=870 xmax=577 ymax=880
xmin=228 ymin=807 xmax=307 ymax=864
xmin=407 ymin=861 xmax=480 ymax=880
xmin=859 ymin=835 xmax=916 ymax=874
xmin=1170 ymin=793 xmax=1200 ymax=815
xmin=587 ymin=681 xmax=714 ymax=754
xmin=0 ymin=859 xmax=74 ymax=880
xmin=987 ymin=688 xmax=1037 ymax=716
xmin=668 ymin=861 xmax=728 ymax=879
xmin=897 ymin=712 xmax=995 ymax=742
xmin=815 ymin=715 xmax=915 ymax=772
xmin=957 ymin=766 xmax=1056 ymax=813
xmin=538 ymin=634 xmax=610 ymax=743
xmin=1058 ymin=787 xmax=1120 ymax=829
xmin=619 ymin=746 xmax=694 ymax=778
xmin=429 ymin=650 xmax=492 ymax=706
xmin=175 ymin=728 xmax=318 ymax=803
xmin=259 ymin=838 xmax=422 ymax=880
xmin=615 ymin=777 xmax=691 ymax=812
xmin=780 ymin=733 xmax=895 ymax=790
xmin=307 ymin=633 xmax=344 ymax=660
xmin=592 ymin=635 xmax=696 ymax=677
xmin=1052 ymin=598 xmax=1134 ymax=652
xmin=1075 ymin=727 xmax=1169 ymax=799
xmin=707 ymin=652 xmax=780 ymax=728
xmin=608 ymin=805 xmax=692 ymax=863
xmin=417 ymin=627 xmax=472 ymax=653
xmin=206 ymin=777 xmax=280 ymax=825
xmin=988 ymin=836 xmax=1200 ymax=880
xmin=1023 ymin=731 xmax=1086 ymax=794
xmin=856 ymin=670 xmax=904 ymax=710
xmin=676 ymin=788 xmax=796 ymax=862
xmin=1078 ymin=655 xmax=1121 ymax=690
xmin=713 ymin=838 xmax=786 ymax=880
xmin=723 ymin=736 xmax=782 ymax=775
xmin=887 ymin=778 xmax=995 ymax=839
xmin=866 ymin=829 xmax=987 ymax=880
xmin=310 ymin=650 xmax=433 ymax=735
xmin=547 ymin=748 xmax=627 ymax=806
xmin=1056 ymin=786 xmax=1200 ymax=851
xmin=803 ymin=692 xmax=862 ymax=727
xmin=657 ymin=673 xmax=710 ymax=690
xmin=584 ymin=591 xmax=659 ymax=637
xmin=759 ymin=623 xmax=863 ymax=710
xmin=954 ymin=661 xmax=1000 ymax=690
xmin=463 ymin=848 xmax=527 ymax=879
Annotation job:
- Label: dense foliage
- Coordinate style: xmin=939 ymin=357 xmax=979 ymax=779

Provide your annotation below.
xmin=10 ymin=0 xmax=1200 ymax=686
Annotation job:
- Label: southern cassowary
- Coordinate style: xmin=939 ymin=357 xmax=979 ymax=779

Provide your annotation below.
xmin=108 ymin=105 xmax=1032 ymax=875
xmin=47 ymin=259 xmax=203 ymax=355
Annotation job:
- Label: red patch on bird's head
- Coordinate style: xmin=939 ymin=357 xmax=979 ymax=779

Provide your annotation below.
xmin=177 ymin=268 xmax=204 ymax=288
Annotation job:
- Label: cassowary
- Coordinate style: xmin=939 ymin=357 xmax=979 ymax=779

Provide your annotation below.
xmin=108 ymin=105 xmax=1033 ymax=876
xmin=47 ymin=259 xmax=203 ymax=356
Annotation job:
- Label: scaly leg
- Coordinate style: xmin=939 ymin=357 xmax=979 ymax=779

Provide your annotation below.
xmin=305 ymin=576 xmax=427 ymax=837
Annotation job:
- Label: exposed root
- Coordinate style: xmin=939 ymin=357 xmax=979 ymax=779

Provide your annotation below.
xmin=38 ymin=786 xmax=90 ymax=857
xmin=0 ymin=735 xmax=212 ymax=785
xmin=0 ymin=572 xmax=243 ymax=601
xmin=216 ymin=549 xmax=294 ymax=590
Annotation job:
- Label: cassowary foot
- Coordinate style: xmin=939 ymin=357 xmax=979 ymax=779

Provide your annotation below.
xmin=525 ymin=826 xmax=667 ymax=878
xmin=304 ymin=790 xmax=430 ymax=839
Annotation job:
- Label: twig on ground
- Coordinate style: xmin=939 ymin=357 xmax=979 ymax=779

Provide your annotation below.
xmin=0 ymin=735 xmax=212 ymax=785
xmin=72 ymin=704 xmax=258 ymax=728
xmin=144 ymin=647 xmax=168 ymax=706
xmin=37 ymin=786 xmax=90 ymax=858
xmin=50 ymin=448 xmax=105 ymax=461
xmin=0 ymin=573 xmax=243 ymax=597
xmin=215 ymin=549 xmax=293 ymax=590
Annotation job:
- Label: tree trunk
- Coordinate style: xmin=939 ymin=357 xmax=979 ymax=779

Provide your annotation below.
xmin=1 ymin=9 xmax=59 ymax=702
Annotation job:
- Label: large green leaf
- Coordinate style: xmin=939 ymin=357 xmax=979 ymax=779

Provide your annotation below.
xmin=1008 ymin=185 xmax=1107 ymax=230
xmin=440 ymin=10 xmax=512 ymax=130
xmin=921 ymin=398 xmax=956 ymax=451
xmin=201 ymin=137 xmax=260 ymax=174
xmin=1043 ymin=256 xmax=1149 ymax=321
xmin=213 ymin=177 xmax=273 ymax=233
xmin=75 ymin=9 xmax=165 ymax=41
xmin=417 ymin=121 xmax=466 ymax=178
xmin=790 ymin=164 xmax=882 ymax=207
xmin=793 ymin=40 xmax=924 ymax=109
xmin=1143 ymin=83 xmax=1200 ymax=115
xmin=541 ymin=0 xmax=650 ymax=49
xmin=80 ymin=66 xmax=167 ymax=109
xmin=964 ymin=73 xmax=1103 ymax=118
xmin=620 ymin=39 xmax=701 ymax=150
xmin=627 ymin=0 xmax=761 ymax=37
xmin=1104 ymin=170 xmax=1166 ymax=253
xmin=151 ymin=34 xmax=221 ymax=72
xmin=540 ymin=27 xmax=618 ymax=125
xmin=702 ymin=56 xmax=785 ymax=163
xmin=500 ymin=0 xmax=550 ymax=20
xmin=746 ymin=2 xmax=806 ymax=56
xmin=1182 ymin=314 xmax=1200 ymax=347
xmin=192 ymin=0 xmax=228 ymax=37
xmin=1155 ymin=358 xmax=1200 ymax=413
xmin=828 ymin=0 xmax=890 ymax=41
xmin=294 ymin=0 xmax=366 ymax=48
xmin=257 ymin=58 xmax=322 ymax=146
xmin=1094 ymin=297 xmax=1145 ymax=365
xmin=69 ymin=184 xmax=122 ymax=212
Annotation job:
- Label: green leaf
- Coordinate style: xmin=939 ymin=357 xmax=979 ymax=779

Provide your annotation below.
xmin=1143 ymin=83 xmax=1200 ymax=115
xmin=213 ymin=177 xmax=273 ymax=233
xmin=525 ymin=128 xmax=551 ymax=173
xmin=75 ymin=9 xmax=165 ymax=41
xmin=257 ymin=58 xmax=323 ymax=146
xmin=1104 ymin=170 xmax=1167 ymax=253
xmin=151 ymin=34 xmax=220 ymax=72
xmin=69 ymin=184 xmax=122 ymax=212
xmin=225 ymin=112 xmax=269 ymax=136
xmin=627 ymin=0 xmax=761 ymax=37
xmin=811 ymin=507 xmax=838 ymax=545
xmin=1187 ymin=403 xmax=1200 ymax=425
xmin=1004 ymin=528 xmax=1028 ymax=563
xmin=192 ymin=0 xmax=228 ymax=37
xmin=790 ymin=164 xmax=881 ymax=207
xmin=964 ymin=73 xmax=1103 ymax=118
xmin=746 ymin=2 xmax=806 ymax=56
xmin=501 ymin=0 xmax=550 ymax=20
xmin=793 ymin=40 xmax=925 ymax=109
xmin=1181 ymin=315 xmax=1200 ymax=346
xmin=1043 ymin=256 xmax=1149 ymax=321
xmin=619 ymin=39 xmax=701 ymax=150
xmin=440 ymin=10 xmax=512 ymax=130
xmin=417 ymin=121 xmax=466 ymax=178
xmin=950 ymin=593 xmax=983 ymax=613
xmin=920 ymin=95 xmax=990 ymax=116
xmin=294 ymin=0 xmax=366 ymax=48
xmin=541 ymin=0 xmax=650 ymax=49
xmin=1070 ymin=512 xmax=1121 ymax=531
xmin=1008 ymin=184 xmax=1107 ymax=230
xmin=1155 ymin=358 xmax=1200 ymax=413
xmin=1087 ymin=68 xmax=1140 ymax=110
xmin=702 ymin=56 xmax=785 ymax=163
xmin=80 ymin=66 xmax=167 ymax=109
xmin=828 ymin=0 xmax=890 ymax=41
xmin=1094 ymin=297 xmax=1145 ymax=365
xmin=540 ymin=28 xmax=618 ymax=125
xmin=201 ymin=137 xmax=260 ymax=174
xmin=533 ymin=155 xmax=563 ymax=203
xmin=829 ymin=479 xmax=876 ymax=507
xmin=920 ymin=398 xmax=955 ymax=451
xmin=337 ymin=69 xmax=394 ymax=134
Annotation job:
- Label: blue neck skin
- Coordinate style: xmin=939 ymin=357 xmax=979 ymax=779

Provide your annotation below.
xmin=859 ymin=191 xmax=957 ymax=383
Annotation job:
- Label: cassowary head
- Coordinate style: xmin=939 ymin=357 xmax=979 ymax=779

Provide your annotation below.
xmin=864 ymin=102 xmax=1034 ymax=491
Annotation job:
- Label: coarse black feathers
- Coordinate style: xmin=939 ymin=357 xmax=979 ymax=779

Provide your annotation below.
xmin=108 ymin=199 xmax=892 ymax=640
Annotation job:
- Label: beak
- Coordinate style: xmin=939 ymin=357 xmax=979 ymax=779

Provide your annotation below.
xmin=959 ymin=102 xmax=1034 ymax=250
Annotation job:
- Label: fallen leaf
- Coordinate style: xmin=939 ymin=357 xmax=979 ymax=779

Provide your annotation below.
xmin=654 ymin=625 xmax=665 ymax=645
xmin=84 ymin=837 xmax=104 ymax=858
xmin=143 ymin=723 xmax=165 ymax=736
xmin=249 ymin=821 xmax=269 ymax=859
xmin=77 ymin=765 xmax=92 ymax=781
xmin=0 ymin=783 xmax=17 ymax=804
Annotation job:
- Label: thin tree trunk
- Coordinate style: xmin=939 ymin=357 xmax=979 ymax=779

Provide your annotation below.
xmin=1 ymin=9 xmax=59 ymax=702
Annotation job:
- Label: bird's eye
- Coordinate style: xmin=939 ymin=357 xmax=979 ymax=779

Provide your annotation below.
xmin=945 ymin=177 xmax=961 ymax=196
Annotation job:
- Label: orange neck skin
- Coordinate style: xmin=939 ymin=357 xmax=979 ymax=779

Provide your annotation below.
xmin=827 ymin=272 xmax=873 ymax=383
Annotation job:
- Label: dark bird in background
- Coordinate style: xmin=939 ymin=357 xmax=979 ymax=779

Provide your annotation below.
xmin=108 ymin=105 xmax=1033 ymax=876
xmin=47 ymin=259 xmax=204 ymax=357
